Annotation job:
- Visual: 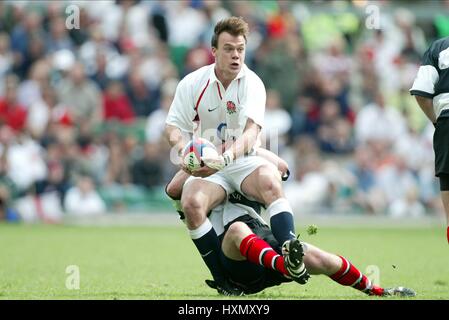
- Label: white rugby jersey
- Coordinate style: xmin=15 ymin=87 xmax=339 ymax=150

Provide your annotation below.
xmin=166 ymin=63 xmax=266 ymax=147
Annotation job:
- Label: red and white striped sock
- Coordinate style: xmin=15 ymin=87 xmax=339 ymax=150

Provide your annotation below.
xmin=330 ymin=255 xmax=384 ymax=296
xmin=239 ymin=233 xmax=288 ymax=276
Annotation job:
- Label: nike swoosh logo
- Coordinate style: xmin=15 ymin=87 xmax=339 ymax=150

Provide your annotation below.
xmin=208 ymin=106 xmax=219 ymax=112
xmin=201 ymin=250 xmax=213 ymax=257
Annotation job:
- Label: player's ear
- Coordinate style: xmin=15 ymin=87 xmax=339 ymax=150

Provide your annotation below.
xmin=211 ymin=47 xmax=217 ymax=58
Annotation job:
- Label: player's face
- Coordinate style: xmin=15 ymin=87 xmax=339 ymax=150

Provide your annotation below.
xmin=212 ymin=32 xmax=246 ymax=80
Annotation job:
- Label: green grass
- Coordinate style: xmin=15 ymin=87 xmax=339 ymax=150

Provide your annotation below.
xmin=0 ymin=223 xmax=448 ymax=300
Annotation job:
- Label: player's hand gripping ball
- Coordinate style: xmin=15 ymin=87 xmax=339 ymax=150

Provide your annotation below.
xmin=182 ymin=138 xmax=218 ymax=171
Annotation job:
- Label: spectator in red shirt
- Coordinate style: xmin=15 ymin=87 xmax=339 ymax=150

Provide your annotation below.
xmin=0 ymin=74 xmax=27 ymax=132
xmin=102 ymin=80 xmax=135 ymax=123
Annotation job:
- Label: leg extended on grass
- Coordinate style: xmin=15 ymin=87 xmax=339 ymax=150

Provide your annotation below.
xmin=303 ymin=244 xmax=416 ymax=297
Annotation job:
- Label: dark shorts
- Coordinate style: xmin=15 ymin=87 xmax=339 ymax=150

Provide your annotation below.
xmin=219 ymin=215 xmax=291 ymax=295
xmin=434 ymin=116 xmax=449 ymax=177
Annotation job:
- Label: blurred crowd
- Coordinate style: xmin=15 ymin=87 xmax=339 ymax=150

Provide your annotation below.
xmin=0 ymin=0 xmax=448 ymax=223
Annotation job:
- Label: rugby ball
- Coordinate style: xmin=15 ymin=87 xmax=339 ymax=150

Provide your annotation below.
xmin=182 ymin=138 xmax=218 ymax=171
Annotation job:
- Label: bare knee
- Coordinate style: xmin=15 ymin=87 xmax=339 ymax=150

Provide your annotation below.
xmin=222 ymin=222 xmax=252 ymax=260
xmin=181 ymin=180 xmax=226 ymax=229
xmin=243 ymin=166 xmax=283 ymax=204
xmin=181 ymin=195 xmax=207 ymax=229
xmin=166 ymin=171 xmax=189 ymax=200
xmin=166 ymin=180 xmax=182 ymax=200
xmin=257 ymin=167 xmax=283 ymax=201
xmin=226 ymin=222 xmax=250 ymax=245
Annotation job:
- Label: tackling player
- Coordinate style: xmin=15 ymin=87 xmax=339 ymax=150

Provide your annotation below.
xmin=204 ymin=193 xmax=416 ymax=298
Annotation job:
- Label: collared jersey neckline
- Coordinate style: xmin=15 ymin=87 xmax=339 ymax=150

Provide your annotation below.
xmin=208 ymin=63 xmax=247 ymax=86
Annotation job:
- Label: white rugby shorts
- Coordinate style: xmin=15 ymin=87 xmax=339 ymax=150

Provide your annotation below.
xmin=184 ymin=155 xmax=270 ymax=198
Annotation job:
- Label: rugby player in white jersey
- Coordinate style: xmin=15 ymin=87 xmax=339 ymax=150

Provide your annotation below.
xmin=165 ymin=17 xmax=307 ymax=295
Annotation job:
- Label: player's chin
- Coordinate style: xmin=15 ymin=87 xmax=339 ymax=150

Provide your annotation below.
xmin=229 ymin=65 xmax=241 ymax=73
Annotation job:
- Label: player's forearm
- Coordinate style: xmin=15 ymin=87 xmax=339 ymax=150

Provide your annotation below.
xmin=415 ymin=96 xmax=436 ymax=124
xmin=256 ymin=148 xmax=288 ymax=175
xmin=225 ymin=120 xmax=260 ymax=161
xmin=165 ymin=125 xmax=188 ymax=155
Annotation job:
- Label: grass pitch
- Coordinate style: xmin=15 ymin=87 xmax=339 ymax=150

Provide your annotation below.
xmin=0 ymin=222 xmax=448 ymax=300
